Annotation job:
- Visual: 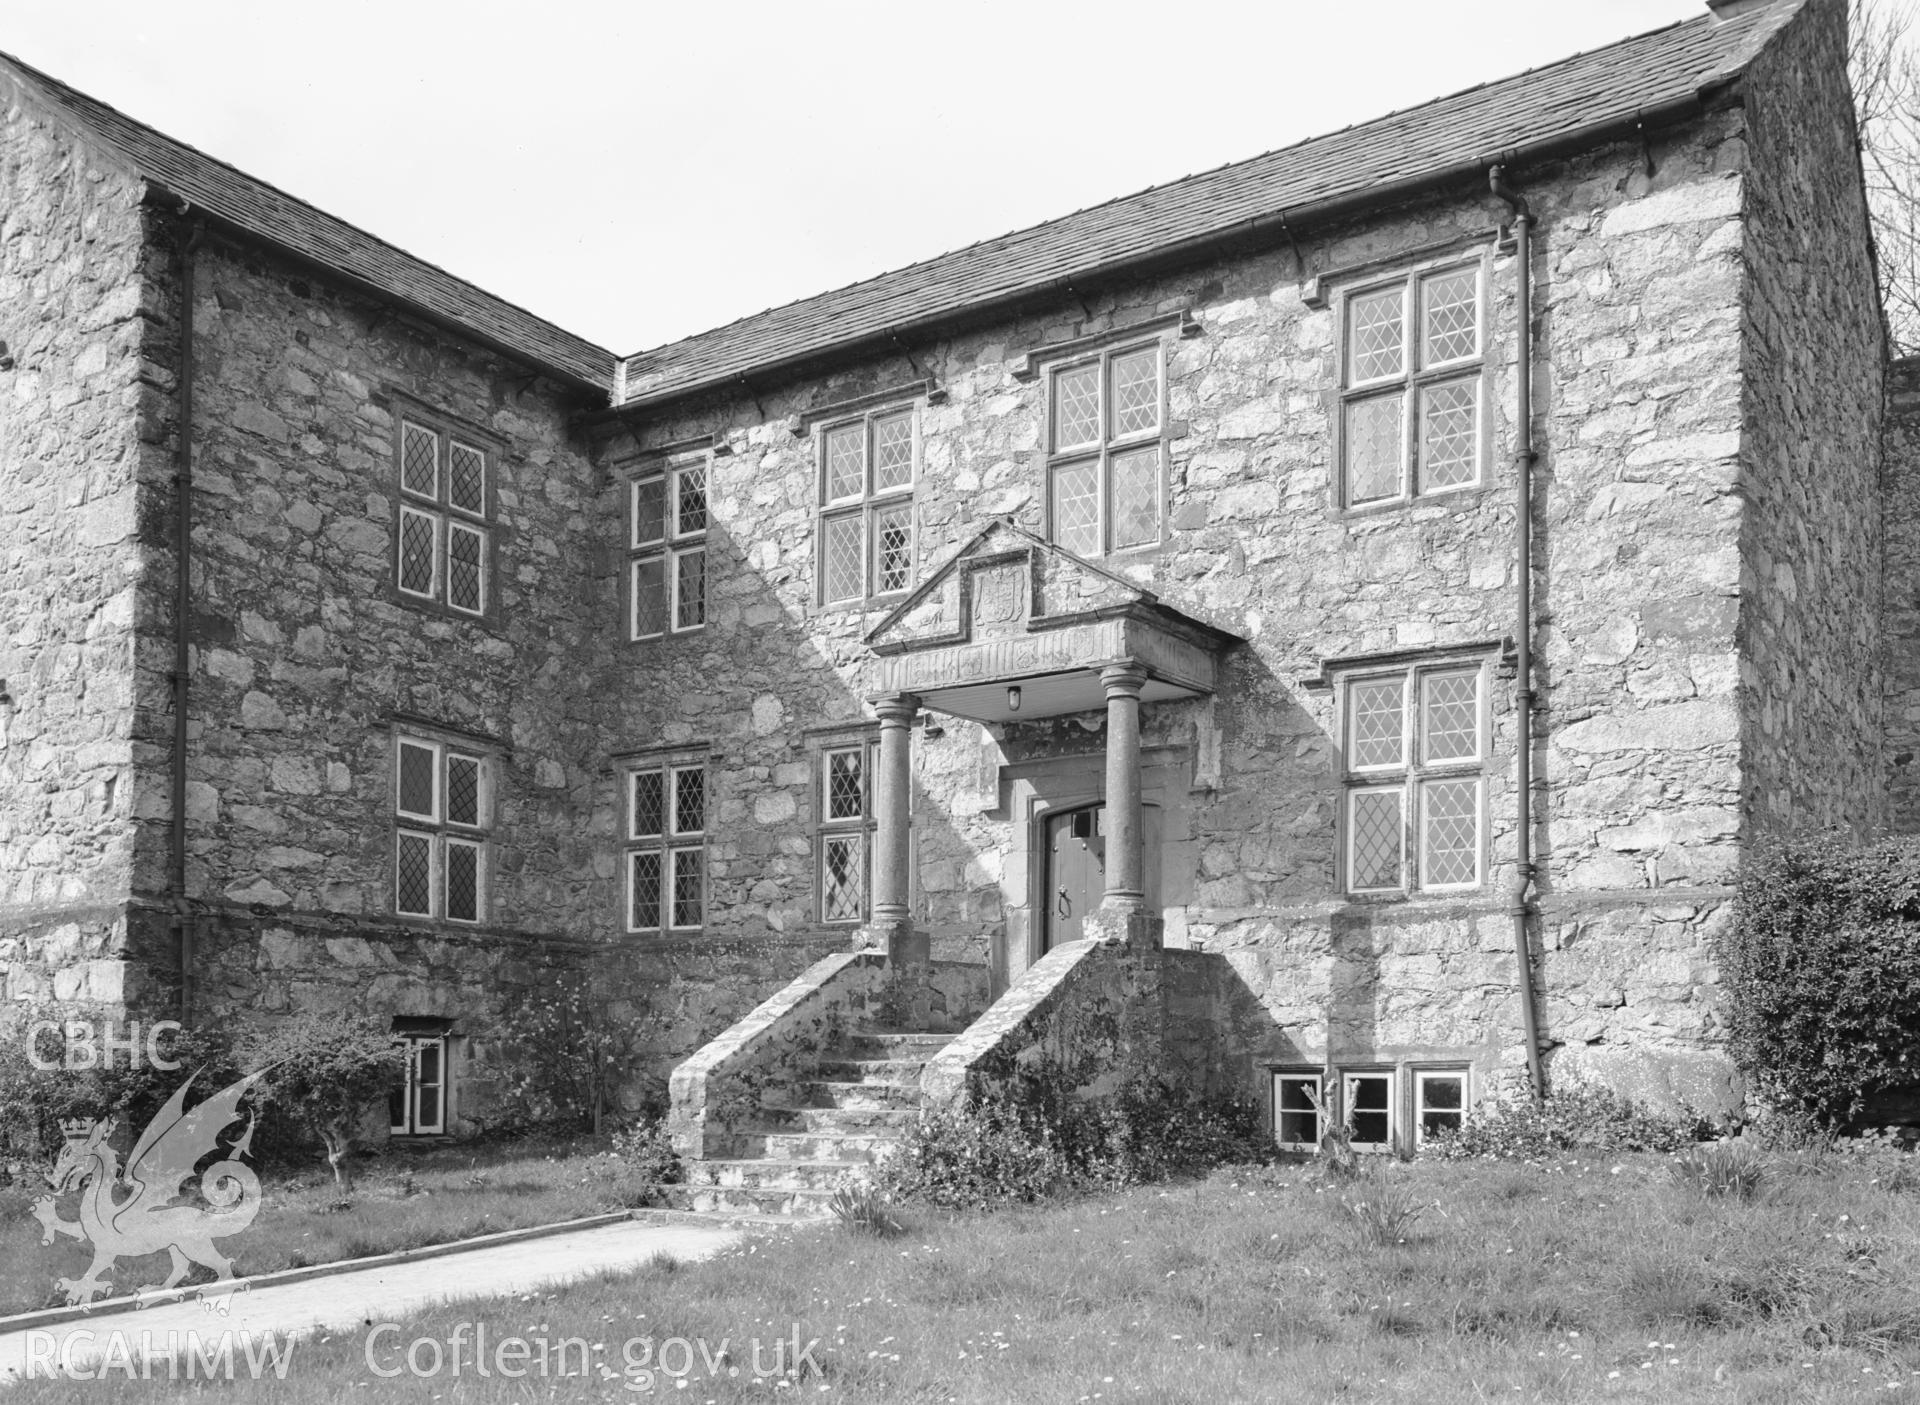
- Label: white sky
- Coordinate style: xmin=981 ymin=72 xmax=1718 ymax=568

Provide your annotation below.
xmin=4 ymin=1 xmax=1705 ymax=353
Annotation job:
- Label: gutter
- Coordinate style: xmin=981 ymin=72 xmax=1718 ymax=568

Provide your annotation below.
xmin=170 ymin=211 xmax=205 ymax=1023
xmin=1489 ymin=166 xmax=1545 ymax=1103
xmin=611 ymin=87 xmax=1729 ymax=418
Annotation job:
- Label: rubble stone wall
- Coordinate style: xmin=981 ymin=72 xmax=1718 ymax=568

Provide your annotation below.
xmin=1886 ymin=359 xmax=1920 ymax=830
xmin=0 ymin=81 xmax=158 ymax=1012
xmin=602 ymin=99 xmax=1777 ymax=1102
xmin=1735 ymin=0 xmax=1885 ymax=835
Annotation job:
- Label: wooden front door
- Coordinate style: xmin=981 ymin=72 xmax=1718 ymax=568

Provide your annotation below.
xmin=1042 ymin=803 xmax=1106 ymax=951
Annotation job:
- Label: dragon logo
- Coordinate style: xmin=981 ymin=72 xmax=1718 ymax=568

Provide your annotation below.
xmin=32 ymin=1069 xmax=266 ymax=1306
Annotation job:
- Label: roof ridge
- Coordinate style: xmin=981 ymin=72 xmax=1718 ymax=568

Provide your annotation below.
xmin=624 ymin=8 xmax=1716 ymax=365
xmin=0 ymin=48 xmax=617 ymax=379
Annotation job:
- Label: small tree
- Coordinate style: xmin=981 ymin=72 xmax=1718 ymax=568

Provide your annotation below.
xmin=242 ymin=1011 xmax=405 ymax=1191
xmin=493 ymin=981 xmax=626 ymax=1135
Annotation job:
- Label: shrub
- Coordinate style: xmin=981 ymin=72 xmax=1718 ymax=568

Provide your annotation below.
xmin=491 ymin=981 xmax=627 ymax=1135
xmin=873 ymin=1097 xmax=1067 ymax=1211
xmin=239 ymin=1011 xmax=406 ymax=1191
xmin=1722 ymin=832 xmax=1920 ymax=1126
xmin=0 ymin=1008 xmax=233 ymax=1177
xmin=1670 ymin=1139 xmax=1769 ymax=1200
xmin=876 ymin=1073 xmax=1268 ymax=1210
xmin=1424 ymin=1084 xmax=1708 ymax=1160
xmin=605 ymin=1116 xmax=684 ymax=1207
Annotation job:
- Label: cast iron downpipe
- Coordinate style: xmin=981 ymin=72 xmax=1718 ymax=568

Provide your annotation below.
xmin=1489 ymin=165 xmax=1545 ymax=1102
xmin=171 ymin=213 xmax=205 ymax=1023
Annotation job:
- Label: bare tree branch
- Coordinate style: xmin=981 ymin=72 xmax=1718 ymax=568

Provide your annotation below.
xmin=1853 ymin=0 xmax=1920 ymax=352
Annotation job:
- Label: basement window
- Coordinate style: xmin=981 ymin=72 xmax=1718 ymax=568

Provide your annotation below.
xmin=1271 ymin=1066 xmax=1467 ymax=1154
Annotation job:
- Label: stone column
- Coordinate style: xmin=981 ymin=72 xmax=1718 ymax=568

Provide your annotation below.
xmin=1099 ymin=662 xmax=1149 ymax=912
xmin=868 ymin=692 xmax=927 ymax=965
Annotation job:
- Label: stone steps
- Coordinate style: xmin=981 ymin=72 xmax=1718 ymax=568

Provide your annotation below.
xmin=664 ymin=1183 xmax=845 ymax=1218
xmin=685 ymin=1157 xmax=870 ymax=1192
xmin=680 ymin=1025 xmax=955 ymax=1218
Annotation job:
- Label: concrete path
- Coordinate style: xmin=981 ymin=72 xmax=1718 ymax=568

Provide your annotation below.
xmin=0 ymin=1218 xmax=742 ymax=1382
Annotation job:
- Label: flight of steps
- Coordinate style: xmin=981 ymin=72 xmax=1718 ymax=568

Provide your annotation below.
xmin=670 ymin=1028 xmax=954 ymax=1218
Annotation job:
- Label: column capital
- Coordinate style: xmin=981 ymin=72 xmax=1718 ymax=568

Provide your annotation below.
xmin=1098 ymin=661 xmax=1150 ymax=698
xmin=869 ymin=692 xmax=921 ymax=724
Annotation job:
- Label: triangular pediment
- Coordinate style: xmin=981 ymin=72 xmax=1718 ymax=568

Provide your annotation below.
xmin=865 ymin=518 xmax=1162 ymax=654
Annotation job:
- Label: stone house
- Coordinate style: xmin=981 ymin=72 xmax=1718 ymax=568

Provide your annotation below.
xmin=0 ymin=0 xmax=1900 ymax=1197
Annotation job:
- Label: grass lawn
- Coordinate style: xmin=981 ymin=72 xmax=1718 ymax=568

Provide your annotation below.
xmin=10 ymin=1148 xmax=1920 ymax=1402
xmin=0 ymin=1134 xmax=653 ymax=1318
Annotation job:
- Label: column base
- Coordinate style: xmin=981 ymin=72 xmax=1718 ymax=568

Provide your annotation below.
xmin=1083 ymin=908 xmax=1164 ymax=950
xmin=855 ymin=919 xmax=930 ymax=967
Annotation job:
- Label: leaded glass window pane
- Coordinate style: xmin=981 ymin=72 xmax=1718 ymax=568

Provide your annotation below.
xmin=825 ymin=749 xmax=864 ymax=821
xmin=446 ymin=754 xmax=481 ymax=828
xmin=629 ymin=850 xmax=662 ymax=930
xmin=1053 ymin=364 xmax=1101 ymax=451
xmin=401 ymin=423 xmax=438 ymax=498
xmin=821 ymin=513 xmax=864 ymax=603
xmin=631 ymin=771 xmax=665 ymax=839
xmin=396 ymin=831 xmax=433 ymax=915
xmin=1109 ymin=348 xmax=1160 ymax=439
xmin=823 ymin=425 xmax=864 ymax=502
xmin=1349 ymin=788 xmax=1404 ymax=892
xmin=398 ymin=508 xmax=437 ymax=596
xmin=674 ymin=548 xmax=706 ymax=631
xmin=1422 ymin=268 xmax=1478 ymax=365
xmin=1420 ymin=380 xmax=1478 ymax=491
xmin=671 ymin=849 xmax=704 ymax=928
xmin=873 ymin=503 xmax=912 ymax=595
xmin=632 ymin=476 xmax=666 ymax=547
xmin=871 ymin=412 xmax=913 ymax=493
xmin=1344 ymin=394 xmax=1403 ymax=504
xmin=444 ymin=840 xmax=480 ymax=922
xmin=1050 ymin=460 xmax=1100 ymax=556
xmin=397 ymin=741 xmax=437 ymax=820
xmin=632 ymin=557 xmax=666 ymax=639
xmin=448 ymin=442 xmax=486 ymax=514
xmin=673 ymin=767 xmax=706 ymax=835
xmin=821 ymin=835 xmax=865 ymax=923
xmin=1109 ymin=447 xmax=1160 ymax=550
xmin=1348 ymin=288 xmax=1404 ymax=383
xmin=1421 ymin=778 xmax=1479 ymax=887
xmin=1348 ymin=678 xmax=1405 ymax=769
xmin=446 ymin=523 xmax=484 ymax=613
xmin=1421 ymin=672 xmax=1479 ymax=764
xmin=674 ymin=464 xmax=708 ymax=536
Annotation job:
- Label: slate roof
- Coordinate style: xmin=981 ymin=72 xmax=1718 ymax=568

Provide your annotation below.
xmin=619 ymin=2 xmax=1797 ymax=410
xmin=0 ymin=5 xmax=1802 ymax=410
xmin=0 ymin=50 xmax=616 ymax=395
